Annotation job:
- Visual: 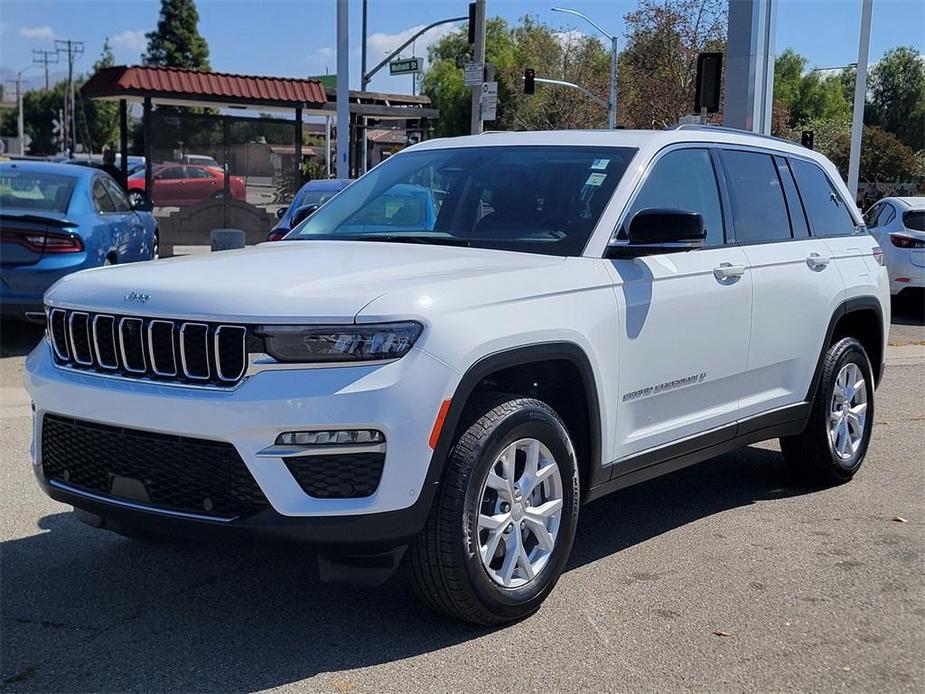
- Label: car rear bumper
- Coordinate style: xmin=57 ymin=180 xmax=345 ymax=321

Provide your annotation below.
xmin=1 ymin=254 xmax=95 ymax=318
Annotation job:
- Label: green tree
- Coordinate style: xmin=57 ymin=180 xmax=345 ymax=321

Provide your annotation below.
xmin=619 ymin=0 xmax=727 ymax=128
xmin=773 ymin=48 xmax=850 ymax=128
xmin=144 ymin=0 xmax=211 ymax=70
xmin=76 ymin=38 xmax=120 ymax=153
xmin=866 ymin=46 xmax=925 ymax=151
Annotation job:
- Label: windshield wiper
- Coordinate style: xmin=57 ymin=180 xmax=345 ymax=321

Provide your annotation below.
xmin=348 ymin=234 xmax=471 ymax=247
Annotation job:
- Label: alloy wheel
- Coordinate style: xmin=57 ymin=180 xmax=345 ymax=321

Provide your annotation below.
xmin=476 ymin=438 xmax=563 ymax=588
xmin=829 ymin=362 xmax=868 ymax=462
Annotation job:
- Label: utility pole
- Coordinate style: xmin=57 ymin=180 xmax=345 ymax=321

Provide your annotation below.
xmin=335 ymin=0 xmax=350 ymax=179
xmin=32 ymin=49 xmax=59 ymax=90
xmin=7 ymin=66 xmax=39 ymax=155
xmin=470 ymin=0 xmax=486 ymax=135
xmin=847 ymin=0 xmax=873 ymax=201
xmin=360 ymin=0 xmax=368 ymax=174
xmin=55 ymin=39 xmax=84 ymax=154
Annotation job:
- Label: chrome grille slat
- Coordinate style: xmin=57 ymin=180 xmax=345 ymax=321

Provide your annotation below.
xmin=118 ymin=317 xmax=147 ymax=373
xmin=147 ymin=320 xmax=177 ymax=376
xmin=48 ymin=308 xmax=247 ymax=388
xmin=67 ymin=312 xmax=93 ymax=365
xmin=214 ymin=325 xmax=247 ymax=382
xmin=179 ymin=323 xmax=210 ymax=380
xmin=49 ymin=309 xmax=70 ymax=361
xmin=92 ymin=315 xmax=119 ymax=370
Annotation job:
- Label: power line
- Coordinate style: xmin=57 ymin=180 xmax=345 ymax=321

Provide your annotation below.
xmin=32 ymin=49 xmax=59 ymax=90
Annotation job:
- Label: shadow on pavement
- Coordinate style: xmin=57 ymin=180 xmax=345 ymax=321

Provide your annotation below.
xmin=891 ymin=292 xmax=924 ymax=328
xmin=1 ymin=445 xmax=812 ymax=691
xmin=0 ymin=321 xmax=45 ymax=359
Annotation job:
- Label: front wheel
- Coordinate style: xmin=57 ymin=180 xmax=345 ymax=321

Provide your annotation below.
xmin=781 ymin=337 xmax=875 ymax=485
xmin=409 ymin=396 xmax=580 ymax=624
xmin=127 ymin=190 xmax=145 ymax=208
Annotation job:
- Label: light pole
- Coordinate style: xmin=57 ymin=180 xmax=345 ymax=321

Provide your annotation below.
xmin=552 ymin=6 xmax=617 ymax=129
xmin=7 ymin=65 xmax=41 ymax=155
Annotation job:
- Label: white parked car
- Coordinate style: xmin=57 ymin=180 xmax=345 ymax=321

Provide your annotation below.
xmin=27 ymin=126 xmax=889 ymax=624
xmin=864 ymin=196 xmax=925 ymax=296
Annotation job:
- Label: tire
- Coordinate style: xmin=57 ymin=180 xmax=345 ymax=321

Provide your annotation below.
xmin=409 ymin=396 xmax=580 ymax=625
xmin=780 ymin=337 xmax=875 ymax=486
xmin=151 ymin=231 xmax=159 ymax=260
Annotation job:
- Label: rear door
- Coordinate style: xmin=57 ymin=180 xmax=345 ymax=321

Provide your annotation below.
xmin=721 ymin=149 xmax=846 ymax=418
xmin=184 ymin=166 xmax=218 ymax=203
xmin=608 ymin=146 xmax=752 ymax=462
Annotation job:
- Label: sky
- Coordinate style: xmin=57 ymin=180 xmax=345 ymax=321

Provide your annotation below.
xmin=1 ymin=0 xmax=923 ymax=98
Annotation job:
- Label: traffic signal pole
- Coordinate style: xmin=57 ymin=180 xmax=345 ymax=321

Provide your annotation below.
xmin=469 ymin=0 xmax=486 ymax=135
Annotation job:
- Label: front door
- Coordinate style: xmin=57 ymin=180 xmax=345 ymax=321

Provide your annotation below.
xmin=606 ymin=146 xmax=752 ymax=463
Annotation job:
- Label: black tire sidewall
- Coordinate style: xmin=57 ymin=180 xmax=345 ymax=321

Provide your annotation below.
xmin=821 ymin=339 xmax=875 ymax=478
xmin=458 ymin=404 xmax=579 ymax=620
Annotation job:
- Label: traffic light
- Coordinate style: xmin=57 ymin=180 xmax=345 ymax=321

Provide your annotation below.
xmin=694 ymin=53 xmax=723 ymax=114
xmin=468 ymin=3 xmax=476 ymax=44
xmin=801 ymin=130 xmax=814 ymax=150
xmin=524 ymin=68 xmax=536 ymax=95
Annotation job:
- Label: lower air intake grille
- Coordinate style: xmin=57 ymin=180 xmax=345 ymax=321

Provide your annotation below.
xmin=285 ymin=453 xmax=385 ymax=498
xmin=41 ymin=414 xmax=269 ymax=519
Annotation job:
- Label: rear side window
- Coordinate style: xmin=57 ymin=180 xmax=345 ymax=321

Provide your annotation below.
xmin=92 ymin=179 xmax=116 ymax=213
xmin=904 ymin=210 xmax=925 ymax=231
xmin=623 ymin=148 xmax=725 ymax=246
xmin=789 ymin=159 xmax=858 ymax=237
xmin=722 ymin=150 xmax=791 ymax=243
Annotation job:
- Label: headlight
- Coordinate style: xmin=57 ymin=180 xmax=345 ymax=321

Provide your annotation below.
xmin=256 ymin=321 xmax=423 ymax=363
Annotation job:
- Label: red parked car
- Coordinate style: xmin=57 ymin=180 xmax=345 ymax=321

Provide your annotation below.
xmin=127 ymin=164 xmax=245 ymax=207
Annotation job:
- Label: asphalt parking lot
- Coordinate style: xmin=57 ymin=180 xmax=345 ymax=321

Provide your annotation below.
xmin=1 ymin=297 xmax=922 ymax=693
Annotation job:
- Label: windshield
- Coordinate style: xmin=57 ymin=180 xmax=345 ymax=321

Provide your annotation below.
xmin=0 ymin=169 xmax=77 ymax=213
xmin=289 ymin=145 xmax=636 ymax=255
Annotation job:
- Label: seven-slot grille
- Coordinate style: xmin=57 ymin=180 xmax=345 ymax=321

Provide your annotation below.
xmin=47 ymin=308 xmax=248 ymax=387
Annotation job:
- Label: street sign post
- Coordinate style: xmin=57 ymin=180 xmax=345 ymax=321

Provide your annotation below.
xmin=464 ymin=62 xmax=484 ymax=87
xmin=480 ymin=81 xmax=498 ymax=121
xmin=389 ymin=57 xmax=423 ymax=76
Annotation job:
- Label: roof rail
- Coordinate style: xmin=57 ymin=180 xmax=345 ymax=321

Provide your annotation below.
xmin=670 ymin=123 xmax=802 ymax=147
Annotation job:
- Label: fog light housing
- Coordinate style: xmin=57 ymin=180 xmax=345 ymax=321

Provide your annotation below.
xmin=275 ymin=429 xmax=384 ymax=446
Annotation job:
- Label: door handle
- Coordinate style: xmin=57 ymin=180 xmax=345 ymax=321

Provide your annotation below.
xmin=714 ymin=263 xmax=746 ymax=280
xmin=806 ymin=252 xmax=831 ymax=269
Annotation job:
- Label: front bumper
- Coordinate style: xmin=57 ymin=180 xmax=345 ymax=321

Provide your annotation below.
xmin=25 ymin=341 xmax=458 ymax=546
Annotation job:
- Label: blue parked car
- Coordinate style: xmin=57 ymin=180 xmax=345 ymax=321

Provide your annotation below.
xmin=267 ymin=178 xmax=352 ymax=241
xmin=0 ymin=161 xmax=157 ymax=323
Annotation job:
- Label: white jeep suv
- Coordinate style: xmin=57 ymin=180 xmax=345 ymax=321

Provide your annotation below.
xmin=26 ymin=126 xmax=889 ymax=624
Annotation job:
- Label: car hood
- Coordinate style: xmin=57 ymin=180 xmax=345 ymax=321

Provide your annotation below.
xmin=44 ymin=240 xmax=568 ymax=323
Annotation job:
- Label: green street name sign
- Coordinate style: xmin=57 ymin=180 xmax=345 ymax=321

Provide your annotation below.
xmin=389 ymin=57 xmax=423 ymax=76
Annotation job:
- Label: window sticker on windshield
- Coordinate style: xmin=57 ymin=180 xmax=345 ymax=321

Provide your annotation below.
xmin=590 ymin=159 xmax=610 ymax=170
xmin=585 ymin=172 xmax=607 ymax=186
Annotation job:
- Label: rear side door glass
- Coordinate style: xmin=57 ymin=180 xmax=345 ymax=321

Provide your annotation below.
xmin=721 ymin=150 xmax=792 ymax=243
xmin=92 ymin=178 xmax=116 ymax=214
xmin=789 ymin=158 xmax=858 ymax=237
xmin=621 ymin=147 xmax=725 ymax=246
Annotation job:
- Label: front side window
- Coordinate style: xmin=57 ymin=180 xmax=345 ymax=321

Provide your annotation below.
xmin=621 ymin=148 xmax=725 ymax=246
xmin=864 ymin=202 xmax=883 ymax=227
xmin=290 ymin=145 xmax=636 ymax=256
xmin=722 ymin=150 xmax=792 ymax=243
xmin=790 ymin=158 xmax=858 ymax=237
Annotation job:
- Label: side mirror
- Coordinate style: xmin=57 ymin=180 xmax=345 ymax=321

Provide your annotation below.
xmin=607 ymin=208 xmax=705 ymax=258
xmin=292 ymin=203 xmax=321 ymax=227
xmin=276 ymin=206 xmax=288 ymax=219
xmin=130 ymin=192 xmax=154 ymax=212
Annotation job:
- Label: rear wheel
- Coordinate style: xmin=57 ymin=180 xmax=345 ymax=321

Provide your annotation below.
xmin=151 ymin=231 xmax=159 ymax=260
xmin=781 ymin=337 xmax=874 ymax=485
xmin=409 ymin=396 xmax=580 ymax=624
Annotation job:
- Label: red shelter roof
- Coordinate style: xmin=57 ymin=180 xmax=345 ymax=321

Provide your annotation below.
xmin=81 ymin=65 xmax=327 ymax=109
